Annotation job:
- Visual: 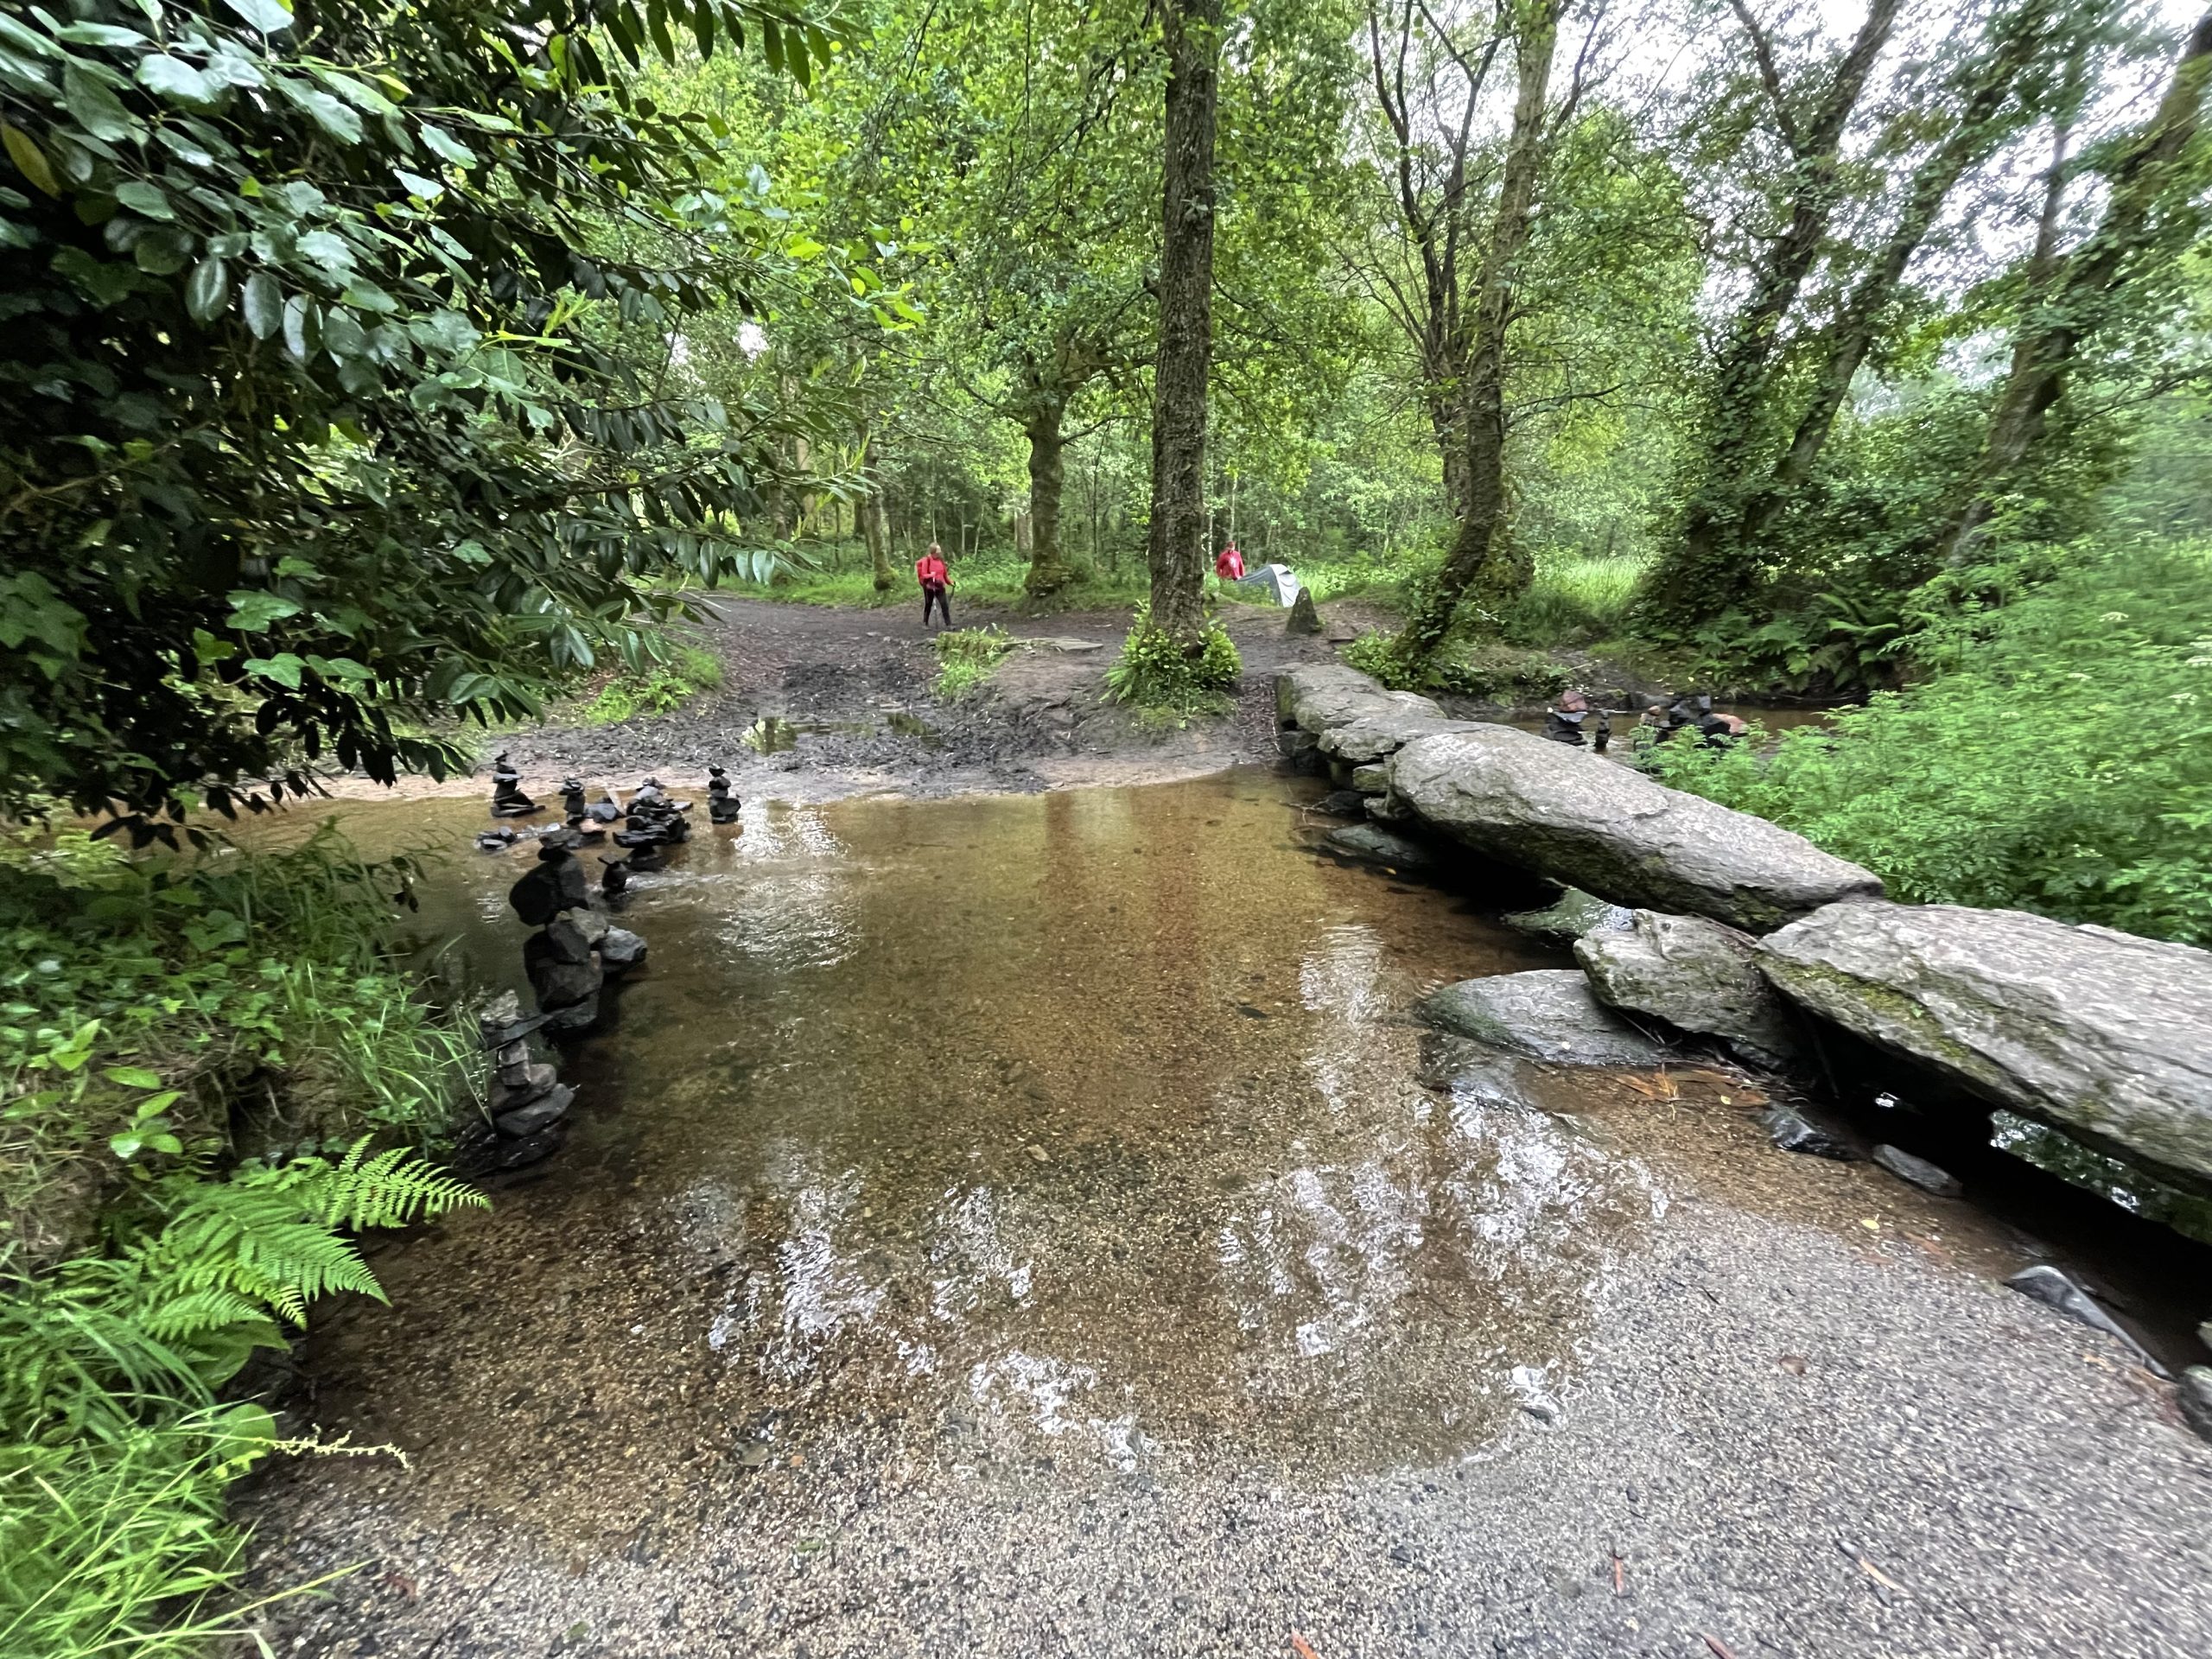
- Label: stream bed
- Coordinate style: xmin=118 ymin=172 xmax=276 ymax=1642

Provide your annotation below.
xmin=241 ymin=771 xmax=2212 ymax=1658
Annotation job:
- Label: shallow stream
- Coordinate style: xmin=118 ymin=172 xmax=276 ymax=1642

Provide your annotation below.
xmin=238 ymin=769 xmax=2212 ymax=1658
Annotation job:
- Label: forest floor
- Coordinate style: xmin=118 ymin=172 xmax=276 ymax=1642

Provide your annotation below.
xmin=327 ymin=593 xmax=1402 ymax=808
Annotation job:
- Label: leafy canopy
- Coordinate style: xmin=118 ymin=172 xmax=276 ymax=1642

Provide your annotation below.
xmin=0 ymin=0 xmax=851 ymax=830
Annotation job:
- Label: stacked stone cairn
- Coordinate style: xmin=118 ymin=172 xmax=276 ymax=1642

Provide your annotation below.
xmin=506 ymin=836 xmax=650 ymax=1035
xmin=612 ymin=776 xmax=691 ymax=872
xmin=478 ymin=990 xmax=573 ymax=1162
xmin=489 ymin=751 xmax=540 ymax=817
xmin=707 ymin=765 xmax=741 ymax=824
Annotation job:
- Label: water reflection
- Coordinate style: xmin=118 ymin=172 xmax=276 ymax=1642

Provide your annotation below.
xmin=264 ymin=772 xmax=1676 ymax=1527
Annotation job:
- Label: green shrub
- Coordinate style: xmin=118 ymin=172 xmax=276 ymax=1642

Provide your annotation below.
xmin=934 ymin=626 xmax=1017 ymax=698
xmin=1649 ymin=542 xmax=2212 ymax=945
xmin=1105 ymin=605 xmax=1242 ymax=718
xmin=1344 ymin=631 xmax=1568 ymax=702
xmin=579 ymin=645 xmax=724 ymax=725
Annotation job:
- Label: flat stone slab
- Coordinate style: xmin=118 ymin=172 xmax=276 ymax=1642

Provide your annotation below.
xmin=1760 ymin=901 xmax=2212 ymax=1189
xmin=1317 ymin=711 xmax=1484 ymax=766
xmin=1503 ymin=887 xmax=1634 ymax=942
xmin=1275 ymin=664 xmax=1446 ymax=737
xmin=1389 ymin=725 xmax=1883 ymax=931
xmin=1414 ymin=969 xmax=1671 ymax=1066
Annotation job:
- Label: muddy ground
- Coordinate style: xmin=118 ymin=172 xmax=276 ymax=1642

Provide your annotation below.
xmin=336 ymin=594 xmax=1401 ymax=810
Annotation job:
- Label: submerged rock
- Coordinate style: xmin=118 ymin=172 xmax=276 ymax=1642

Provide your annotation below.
xmin=2005 ymin=1264 xmax=2164 ymax=1375
xmin=1388 ymin=726 xmax=1882 ymax=931
xmin=599 ymin=927 xmax=648 ymax=973
xmin=1313 ymin=789 xmax=1368 ymax=818
xmin=1576 ymin=910 xmax=1800 ymax=1067
xmin=1872 ymin=1143 xmax=1963 ymax=1198
xmin=1763 ymin=1106 xmax=1857 ymax=1160
xmin=1325 ymin=823 xmax=1437 ymax=872
xmin=1758 ymin=901 xmax=2212 ymax=1190
xmin=1414 ymin=969 xmax=1671 ymax=1067
xmin=1503 ymin=887 xmax=1634 ymax=942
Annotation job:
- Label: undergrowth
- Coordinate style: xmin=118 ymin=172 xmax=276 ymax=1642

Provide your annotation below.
xmin=934 ymin=626 xmax=1016 ymax=698
xmin=1105 ymin=604 xmax=1242 ymax=721
xmin=1343 ymin=630 xmax=1569 ymax=702
xmin=579 ymin=645 xmax=723 ymax=724
xmin=1650 ymin=542 xmax=2212 ymax=945
xmin=1 ymin=824 xmax=484 ymax=1656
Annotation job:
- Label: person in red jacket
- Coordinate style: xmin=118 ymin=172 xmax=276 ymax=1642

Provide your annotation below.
xmin=1214 ymin=542 xmax=1245 ymax=583
xmin=915 ymin=543 xmax=952 ymax=629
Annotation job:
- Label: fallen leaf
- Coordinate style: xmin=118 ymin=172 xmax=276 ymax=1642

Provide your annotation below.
xmin=1855 ymin=1554 xmax=1906 ymax=1594
xmin=379 ymin=1571 xmax=417 ymax=1601
xmin=1702 ymin=1635 xmax=1739 ymax=1659
xmin=1860 ymin=1217 xmax=1881 ymax=1231
xmin=1611 ymin=1555 xmax=1624 ymax=1597
xmin=1291 ymin=1634 xmax=1322 ymax=1659
xmin=1778 ymin=1354 xmax=1808 ymax=1376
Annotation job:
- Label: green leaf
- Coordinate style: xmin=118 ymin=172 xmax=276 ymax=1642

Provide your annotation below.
xmin=2 ymin=122 xmax=59 ymax=197
xmin=225 ymin=590 xmax=302 ymax=632
xmin=192 ymin=627 xmax=238 ymax=664
xmin=276 ymin=77 xmax=363 ymax=144
xmin=296 ymin=228 xmax=355 ymax=270
xmin=137 ymin=53 xmax=216 ymax=105
xmin=109 ymin=1132 xmax=146 ymax=1160
xmin=245 ymin=652 xmax=304 ymax=688
xmin=115 ymin=180 xmax=175 ymax=221
xmin=418 ymin=124 xmax=475 ymax=168
xmin=222 ymin=0 xmax=296 ymax=33
xmin=62 ymin=66 xmax=143 ymax=144
xmin=281 ymin=291 xmax=316 ymax=359
xmin=186 ymin=257 xmax=230 ymax=322
xmin=104 ymin=1065 xmax=164 ymax=1089
xmin=393 ymin=168 xmax=443 ymax=200
xmin=241 ymin=270 xmax=282 ymax=338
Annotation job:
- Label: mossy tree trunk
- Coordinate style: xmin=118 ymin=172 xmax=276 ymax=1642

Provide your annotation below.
xmin=1145 ymin=0 xmax=1221 ymax=652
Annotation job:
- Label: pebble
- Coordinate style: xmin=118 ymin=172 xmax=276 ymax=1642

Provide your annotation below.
xmin=1872 ymin=1143 xmax=1962 ymax=1197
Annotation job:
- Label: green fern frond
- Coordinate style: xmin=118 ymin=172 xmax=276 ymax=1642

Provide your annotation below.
xmin=315 ymin=1137 xmax=486 ymax=1230
xmin=134 ymin=1287 xmax=274 ymax=1343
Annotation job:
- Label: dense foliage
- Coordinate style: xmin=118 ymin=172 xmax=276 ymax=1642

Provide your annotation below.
xmin=0 ymin=0 xmax=848 ymax=827
xmin=1650 ymin=542 xmax=2212 ymax=945
xmin=1 ymin=824 xmax=484 ymax=1656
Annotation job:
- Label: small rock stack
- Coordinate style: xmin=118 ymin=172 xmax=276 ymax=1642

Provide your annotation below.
xmin=505 ymin=840 xmax=649 ymax=1034
xmin=475 ymin=990 xmax=573 ymax=1166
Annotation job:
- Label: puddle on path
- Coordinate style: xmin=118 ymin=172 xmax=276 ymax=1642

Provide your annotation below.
xmin=253 ymin=772 xmax=1710 ymax=1522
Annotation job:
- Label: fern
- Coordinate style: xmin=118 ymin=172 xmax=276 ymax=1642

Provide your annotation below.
xmin=311 ymin=1137 xmax=486 ymax=1230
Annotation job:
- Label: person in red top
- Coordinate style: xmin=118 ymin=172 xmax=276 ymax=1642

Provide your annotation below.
xmin=915 ymin=542 xmax=952 ymax=629
xmin=1214 ymin=542 xmax=1245 ymax=583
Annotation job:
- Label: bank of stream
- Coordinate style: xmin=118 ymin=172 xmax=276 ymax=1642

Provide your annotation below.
xmin=239 ymin=771 xmax=2211 ymax=1658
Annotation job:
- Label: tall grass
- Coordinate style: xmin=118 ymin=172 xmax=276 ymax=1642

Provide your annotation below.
xmin=577 ymin=644 xmax=724 ymax=724
xmin=933 ymin=626 xmax=1017 ymax=698
xmin=1504 ymin=554 xmax=1647 ymax=645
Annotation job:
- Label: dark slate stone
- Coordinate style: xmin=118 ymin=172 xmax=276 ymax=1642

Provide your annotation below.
xmin=1763 ymin=1107 xmax=1858 ymax=1161
xmin=599 ymin=927 xmax=648 ymax=972
xmin=1872 ymin=1143 xmax=1964 ymax=1198
xmin=1325 ymin=823 xmax=1437 ymax=872
xmin=2005 ymin=1264 xmax=2164 ymax=1374
xmin=496 ymin=1084 xmax=575 ymax=1139
xmin=1314 ymin=790 xmax=1368 ymax=818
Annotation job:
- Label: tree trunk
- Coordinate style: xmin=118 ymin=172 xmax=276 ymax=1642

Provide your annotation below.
xmin=1393 ymin=3 xmax=1560 ymax=668
xmin=1738 ymin=0 xmax=2067 ymax=547
xmin=1023 ymin=400 xmax=1073 ymax=597
xmin=1942 ymin=7 xmax=2212 ymax=563
xmin=1145 ymin=0 xmax=1222 ymax=650
xmin=1640 ymin=0 xmax=1903 ymax=629
xmin=863 ymin=489 xmax=893 ymax=592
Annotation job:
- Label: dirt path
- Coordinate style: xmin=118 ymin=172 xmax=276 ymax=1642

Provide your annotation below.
xmin=335 ymin=594 xmax=1394 ymax=808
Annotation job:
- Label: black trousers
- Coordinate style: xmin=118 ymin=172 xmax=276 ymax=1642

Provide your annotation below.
xmin=923 ymin=585 xmax=951 ymax=626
